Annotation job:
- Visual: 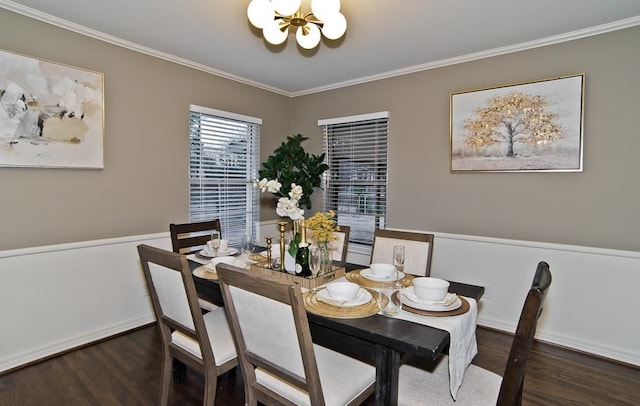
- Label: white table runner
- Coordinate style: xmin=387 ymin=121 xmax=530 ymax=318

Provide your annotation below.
xmin=395 ymin=297 xmax=478 ymax=400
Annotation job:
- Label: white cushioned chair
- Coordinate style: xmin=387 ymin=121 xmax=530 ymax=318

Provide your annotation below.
xmin=137 ymin=244 xmax=237 ymax=406
xmin=398 ymin=261 xmax=552 ymax=405
xmin=216 ymin=262 xmax=376 ymax=406
xmin=370 ymin=229 xmax=435 ymax=276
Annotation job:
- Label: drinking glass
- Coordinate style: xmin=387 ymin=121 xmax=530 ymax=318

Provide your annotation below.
xmin=378 ymin=285 xmax=402 ymax=316
xmin=309 ymin=248 xmax=322 ymax=293
xmin=242 ymin=234 xmax=254 ymax=255
xmin=393 ymin=245 xmax=405 ymax=278
xmin=378 ymin=245 xmax=405 ymax=317
xmin=209 ymin=231 xmax=220 ymax=257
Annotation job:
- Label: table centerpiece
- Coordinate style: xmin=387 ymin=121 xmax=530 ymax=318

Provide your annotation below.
xmin=255 ymin=134 xmax=329 ymax=272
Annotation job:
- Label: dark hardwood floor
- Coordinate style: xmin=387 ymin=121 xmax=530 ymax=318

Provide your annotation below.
xmin=1 ymin=325 xmax=638 ymax=405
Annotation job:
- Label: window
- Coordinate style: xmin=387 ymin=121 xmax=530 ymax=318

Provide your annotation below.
xmin=189 ymin=105 xmax=260 ymax=246
xmin=319 ymin=112 xmax=389 ymax=245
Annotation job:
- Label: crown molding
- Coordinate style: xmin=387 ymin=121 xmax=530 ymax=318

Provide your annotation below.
xmin=2 ymin=1 xmax=639 ymax=98
xmin=0 ymin=0 xmax=291 ymax=96
xmin=291 ymin=15 xmax=640 ymax=97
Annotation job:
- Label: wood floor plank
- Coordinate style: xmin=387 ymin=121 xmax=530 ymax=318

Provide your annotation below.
xmin=0 ymin=325 xmax=637 ymax=405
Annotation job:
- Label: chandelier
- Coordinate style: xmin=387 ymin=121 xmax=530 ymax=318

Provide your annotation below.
xmin=247 ymin=0 xmax=347 ymax=49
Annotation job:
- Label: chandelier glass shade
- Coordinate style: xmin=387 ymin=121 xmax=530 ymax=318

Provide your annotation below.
xmin=247 ymin=0 xmax=347 ymax=49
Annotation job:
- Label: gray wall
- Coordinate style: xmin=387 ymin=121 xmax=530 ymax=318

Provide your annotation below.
xmin=1 ymin=9 xmax=639 ymax=252
xmin=291 ymin=26 xmax=640 ymax=252
xmin=0 ymin=9 xmax=290 ymax=250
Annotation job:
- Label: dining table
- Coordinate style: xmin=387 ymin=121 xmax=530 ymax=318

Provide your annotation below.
xmin=188 ymin=252 xmax=484 ymax=406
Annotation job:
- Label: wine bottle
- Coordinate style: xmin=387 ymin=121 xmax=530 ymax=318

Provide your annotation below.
xmin=295 ymin=219 xmax=311 ymax=277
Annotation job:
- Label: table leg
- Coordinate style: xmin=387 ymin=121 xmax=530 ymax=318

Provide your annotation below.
xmin=375 ymin=344 xmax=401 ymax=406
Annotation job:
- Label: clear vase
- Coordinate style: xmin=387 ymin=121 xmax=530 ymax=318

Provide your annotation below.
xmin=320 ymin=242 xmax=333 ymax=275
xmin=285 ymin=219 xmax=303 ymax=274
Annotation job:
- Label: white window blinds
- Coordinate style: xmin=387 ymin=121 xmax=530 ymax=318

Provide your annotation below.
xmin=189 ymin=105 xmax=260 ymax=246
xmin=319 ymin=112 xmax=389 ymax=245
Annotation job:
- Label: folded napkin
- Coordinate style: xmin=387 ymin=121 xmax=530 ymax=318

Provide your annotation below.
xmin=206 ymin=259 xmax=248 ymax=271
xmin=403 ymin=289 xmax=458 ymax=306
xmin=187 ymin=253 xmax=210 ymax=265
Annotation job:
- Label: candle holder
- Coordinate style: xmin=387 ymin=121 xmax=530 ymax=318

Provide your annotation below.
xmin=265 ymin=236 xmax=273 ymax=268
xmin=278 ymin=221 xmax=288 ymax=270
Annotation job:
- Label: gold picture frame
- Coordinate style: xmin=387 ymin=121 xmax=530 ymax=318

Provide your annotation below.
xmin=0 ymin=49 xmax=104 ymax=169
xmin=450 ymin=74 xmax=585 ymax=172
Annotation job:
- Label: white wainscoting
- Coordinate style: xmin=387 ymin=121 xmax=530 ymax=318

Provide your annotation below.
xmin=1 ymin=228 xmax=638 ymax=373
xmin=0 ymin=233 xmax=171 ymax=373
xmin=262 ymin=222 xmax=640 ymax=366
xmin=427 ymin=231 xmax=640 ymax=367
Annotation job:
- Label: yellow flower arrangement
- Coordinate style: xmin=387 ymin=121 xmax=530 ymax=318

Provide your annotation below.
xmin=305 ymin=210 xmax=340 ymax=244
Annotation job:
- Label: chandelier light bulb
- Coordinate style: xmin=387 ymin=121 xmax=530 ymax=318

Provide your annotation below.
xmin=247 ymin=0 xmax=274 ymax=29
xmin=311 ymin=0 xmax=341 ymax=21
xmin=321 ymin=12 xmax=347 ymax=40
xmin=296 ymin=23 xmax=321 ymax=49
xmin=247 ymin=0 xmax=347 ymax=49
xmin=272 ymin=0 xmax=302 ymax=16
xmin=263 ymin=19 xmax=288 ymax=45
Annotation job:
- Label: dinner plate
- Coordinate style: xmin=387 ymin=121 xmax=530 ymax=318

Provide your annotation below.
xmin=193 ymin=267 xmax=218 ymax=280
xmin=259 ymin=250 xmax=279 ymax=258
xmin=360 ymin=268 xmax=405 ymax=282
xmin=316 ymin=288 xmax=372 ymax=307
xmin=199 ymin=247 xmax=239 ymax=258
xmin=403 ymin=289 xmax=458 ymax=306
xmin=400 ymin=287 xmax=462 ymax=311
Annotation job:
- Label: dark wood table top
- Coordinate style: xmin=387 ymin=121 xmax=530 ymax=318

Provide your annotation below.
xmin=189 ymin=258 xmax=483 ymax=405
xmin=310 ymin=260 xmax=484 ymax=357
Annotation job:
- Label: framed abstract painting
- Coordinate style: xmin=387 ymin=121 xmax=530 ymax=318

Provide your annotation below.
xmin=450 ymin=74 xmax=585 ymax=172
xmin=0 ymin=49 xmax=104 ymax=169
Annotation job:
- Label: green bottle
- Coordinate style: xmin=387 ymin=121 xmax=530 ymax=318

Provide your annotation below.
xmin=295 ymin=219 xmax=311 ymax=277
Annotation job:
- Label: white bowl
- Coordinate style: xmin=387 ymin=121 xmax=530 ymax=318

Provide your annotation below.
xmin=325 ymin=281 xmax=360 ymax=301
xmin=412 ymin=277 xmax=450 ymax=302
xmin=369 ymin=263 xmax=396 ymax=278
xmin=210 ymin=256 xmax=237 ymax=268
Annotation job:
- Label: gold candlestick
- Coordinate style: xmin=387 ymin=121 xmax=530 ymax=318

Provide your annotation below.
xmin=278 ymin=222 xmax=288 ymax=271
xmin=265 ymin=236 xmax=273 ymax=268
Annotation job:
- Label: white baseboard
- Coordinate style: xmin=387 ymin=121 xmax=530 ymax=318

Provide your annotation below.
xmin=1 ymin=315 xmax=155 ymax=373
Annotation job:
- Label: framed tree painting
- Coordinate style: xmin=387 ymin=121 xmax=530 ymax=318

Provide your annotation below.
xmin=0 ymin=49 xmax=104 ymax=169
xmin=450 ymin=74 xmax=584 ymax=172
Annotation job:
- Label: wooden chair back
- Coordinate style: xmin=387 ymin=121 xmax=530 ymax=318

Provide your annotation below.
xmin=327 ymin=225 xmax=350 ymax=262
xmin=371 ymin=229 xmax=434 ymax=276
xmin=497 ymin=261 xmax=552 ymax=406
xmin=137 ymin=244 xmax=237 ymax=405
xmin=216 ymin=263 xmax=327 ymax=405
xmin=170 ymin=219 xmax=222 ymax=254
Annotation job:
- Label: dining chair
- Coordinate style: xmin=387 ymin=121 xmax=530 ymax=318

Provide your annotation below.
xmin=370 ymin=229 xmax=434 ymax=276
xmin=170 ymin=219 xmax=222 ymax=311
xmin=328 ymin=224 xmax=350 ymax=262
xmin=216 ymin=262 xmax=376 ymax=406
xmin=398 ymin=261 xmax=552 ymax=406
xmin=170 ymin=219 xmax=222 ymax=255
xmin=137 ymin=244 xmax=238 ymax=406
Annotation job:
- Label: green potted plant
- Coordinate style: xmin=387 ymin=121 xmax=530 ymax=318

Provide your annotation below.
xmin=258 ymin=133 xmax=328 ymax=210
xmin=255 ymin=134 xmax=329 ymax=272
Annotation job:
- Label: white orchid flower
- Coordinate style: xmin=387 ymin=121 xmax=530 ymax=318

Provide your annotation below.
xmin=289 ymin=183 xmax=303 ymax=201
xmin=276 ymin=197 xmax=304 ymax=220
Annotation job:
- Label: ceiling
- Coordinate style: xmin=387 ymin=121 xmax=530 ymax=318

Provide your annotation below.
xmin=3 ymin=0 xmax=640 ymax=96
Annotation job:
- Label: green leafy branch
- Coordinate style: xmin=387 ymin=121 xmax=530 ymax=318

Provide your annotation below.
xmin=258 ymin=134 xmax=329 ymax=209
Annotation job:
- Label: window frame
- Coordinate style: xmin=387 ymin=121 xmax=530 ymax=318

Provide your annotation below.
xmin=319 ymin=111 xmax=389 ymax=246
xmin=188 ymin=104 xmax=261 ymax=247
